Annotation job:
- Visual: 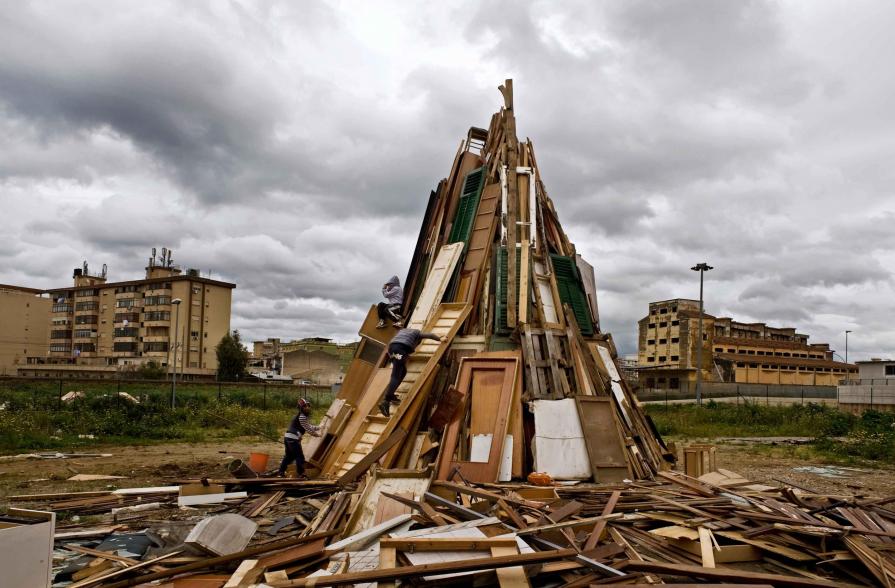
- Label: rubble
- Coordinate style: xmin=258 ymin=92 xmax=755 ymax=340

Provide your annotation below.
xmin=3 ymin=80 xmax=895 ymax=586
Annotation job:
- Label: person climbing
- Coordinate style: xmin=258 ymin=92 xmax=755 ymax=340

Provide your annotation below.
xmin=277 ymin=397 xmax=320 ymax=479
xmin=378 ymin=328 xmax=441 ymax=416
xmin=377 ymin=275 xmax=404 ymax=328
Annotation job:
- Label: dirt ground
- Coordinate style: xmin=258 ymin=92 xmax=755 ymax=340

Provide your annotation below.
xmin=0 ymin=438 xmax=282 ymax=500
xmin=2 ymin=438 xmax=895 ymax=501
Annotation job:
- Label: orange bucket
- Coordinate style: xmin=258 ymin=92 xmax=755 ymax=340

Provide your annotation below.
xmin=248 ymin=452 xmax=270 ymax=474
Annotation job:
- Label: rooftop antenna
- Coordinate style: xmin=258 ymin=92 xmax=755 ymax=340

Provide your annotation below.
xmin=101 ymin=263 xmax=107 ymax=278
xmin=151 ymin=247 xmax=157 ymax=267
xmin=161 ymin=247 xmax=168 ymax=267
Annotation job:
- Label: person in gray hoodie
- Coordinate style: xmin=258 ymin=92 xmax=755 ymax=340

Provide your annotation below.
xmin=377 ymin=275 xmax=404 ymax=328
xmin=378 ymin=328 xmax=441 ymax=416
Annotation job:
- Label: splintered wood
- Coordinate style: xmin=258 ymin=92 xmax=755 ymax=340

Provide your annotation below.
xmin=13 ymin=79 xmax=895 ymax=587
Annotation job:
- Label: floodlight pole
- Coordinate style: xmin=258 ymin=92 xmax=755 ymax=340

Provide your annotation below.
xmin=171 ymin=298 xmax=182 ymax=408
xmin=691 ymin=263 xmax=713 ymax=406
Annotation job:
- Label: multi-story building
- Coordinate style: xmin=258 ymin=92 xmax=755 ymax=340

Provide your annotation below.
xmin=20 ymin=253 xmax=235 ymax=379
xmin=637 ymin=298 xmax=856 ymax=389
xmin=0 ymin=284 xmax=51 ymax=375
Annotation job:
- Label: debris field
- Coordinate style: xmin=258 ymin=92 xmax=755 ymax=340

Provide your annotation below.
xmin=3 ymin=80 xmax=895 ymax=587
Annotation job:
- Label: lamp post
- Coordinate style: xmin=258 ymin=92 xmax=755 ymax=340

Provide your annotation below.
xmin=845 ymin=330 xmax=852 ymax=365
xmin=171 ymin=298 xmax=182 ymax=408
xmin=691 ymin=263 xmax=713 ymax=406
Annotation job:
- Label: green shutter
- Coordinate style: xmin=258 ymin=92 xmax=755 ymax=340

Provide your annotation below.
xmin=494 ymin=246 xmax=522 ymax=335
xmin=448 ymin=166 xmax=486 ymax=245
xmin=550 ymin=254 xmax=594 ymax=336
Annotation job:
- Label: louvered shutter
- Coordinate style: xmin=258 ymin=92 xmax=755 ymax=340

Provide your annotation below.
xmin=448 ymin=166 xmax=486 ymax=245
xmin=550 ymin=254 xmax=594 ymax=336
xmin=494 ymin=246 xmax=521 ymax=334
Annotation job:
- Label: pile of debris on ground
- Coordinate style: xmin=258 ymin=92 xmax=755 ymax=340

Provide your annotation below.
xmin=3 ymin=80 xmax=894 ymax=586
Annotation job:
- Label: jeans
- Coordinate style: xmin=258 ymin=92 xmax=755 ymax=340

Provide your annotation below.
xmin=382 ymin=342 xmax=413 ymax=401
xmin=377 ymin=302 xmax=402 ymax=321
xmin=278 ymin=437 xmax=305 ymax=476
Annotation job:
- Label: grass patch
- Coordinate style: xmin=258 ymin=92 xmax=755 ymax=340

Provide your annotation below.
xmin=646 ymin=401 xmax=895 ymax=463
xmin=0 ymin=389 xmax=330 ymax=452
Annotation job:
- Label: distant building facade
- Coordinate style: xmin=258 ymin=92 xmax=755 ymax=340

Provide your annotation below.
xmin=19 ymin=252 xmax=235 ymax=379
xmin=837 ymin=358 xmax=895 ymax=413
xmin=252 ymin=337 xmax=357 ymax=386
xmin=637 ymin=298 xmax=856 ymax=389
xmin=0 ymin=284 xmax=51 ymax=375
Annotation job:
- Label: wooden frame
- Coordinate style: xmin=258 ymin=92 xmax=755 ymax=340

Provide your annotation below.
xmin=436 ymin=355 xmax=519 ymax=483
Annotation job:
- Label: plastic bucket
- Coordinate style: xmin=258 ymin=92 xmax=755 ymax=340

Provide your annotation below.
xmin=248 ymin=452 xmax=270 ymax=474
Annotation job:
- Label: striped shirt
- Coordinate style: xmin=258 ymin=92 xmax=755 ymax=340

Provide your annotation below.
xmin=284 ymin=413 xmax=321 ymax=440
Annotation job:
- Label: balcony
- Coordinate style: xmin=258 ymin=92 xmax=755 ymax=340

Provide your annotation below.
xmin=73 ymin=331 xmax=98 ymax=341
xmin=52 ymin=304 xmax=74 ymax=314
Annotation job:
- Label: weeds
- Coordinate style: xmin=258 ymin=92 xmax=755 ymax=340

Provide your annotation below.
xmin=646 ymin=402 xmax=895 ymax=463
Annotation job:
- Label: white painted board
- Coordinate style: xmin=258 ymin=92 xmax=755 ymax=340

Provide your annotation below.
xmin=531 ymin=399 xmax=591 ymax=480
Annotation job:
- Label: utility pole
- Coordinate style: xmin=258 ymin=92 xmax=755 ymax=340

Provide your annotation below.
xmin=845 ymin=330 xmax=852 ymax=381
xmin=171 ymin=298 xmax=182 ymax=408
xmin=691 ymin=263 xmax=713 ymax=406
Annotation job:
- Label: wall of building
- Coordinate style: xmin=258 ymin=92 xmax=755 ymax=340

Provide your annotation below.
xmin=281 ymin=349 xmax=345 ymax=385
xmin=0 ymin=286 xmax=51 ymax=375
xmin=857 ymin=361 xmax=895 ymax=379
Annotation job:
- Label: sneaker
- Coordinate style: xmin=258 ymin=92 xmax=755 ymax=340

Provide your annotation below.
xmin=376 ymin=320 xmax=386 ymax=329
xmin=378 ymin=400 xmax=391 ymax=416
xmin=392 ymin=321 xmax=403 ymax=328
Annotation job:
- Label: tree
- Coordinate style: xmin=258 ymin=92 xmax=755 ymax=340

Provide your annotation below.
xmin=137 ymin=360 xmax=165 ymax=380
xmin=216 ymin=330 xmax=249 ymax=381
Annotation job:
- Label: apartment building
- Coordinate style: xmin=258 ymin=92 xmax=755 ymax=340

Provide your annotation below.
xmin=20 ymin=254 xmax=235 ymax=379
xmin=637 ymin=298 xmax=856 ymax=389
xmin=0 ymin=284 xmax=51 ymax=375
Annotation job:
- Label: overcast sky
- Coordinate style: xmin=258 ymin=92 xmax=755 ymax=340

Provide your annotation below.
xmin=2 ymin=1 xmax=893 ymax=360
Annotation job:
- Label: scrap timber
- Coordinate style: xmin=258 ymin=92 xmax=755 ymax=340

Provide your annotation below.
xmin=7 ymin=80 xmax=895 ymax=586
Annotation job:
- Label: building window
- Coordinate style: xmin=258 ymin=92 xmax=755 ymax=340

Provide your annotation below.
xmin=660 ymin=308 xmax=667 ymax=314
xmin=647 ymin=339 xmax=655 ymax=345
xmin=671 ymin=320 xmax=679 ymax=326
xmin=648 ymin=323 xmax=655 ymax=328
xmin=646 ymin=378 xmax=655 ymax=387
xmin=647 ymin=357 xmax=655 ymax=363
xmin=702 ymin=334 xmax=707 ymax=340
xmin=659 ymin=338 xmax=667 ymax=344
xmin=671 ymin=355 xmax=679 ymax=361
xmin=658 ymin=356 xmax=666 ymax=362
xmin=671 ymin=306 xmax=677 ymax=312
xmin=714 ymin=347 xmax=723 ymax=352
xmin=143 ymin=342 xmax=169 ymax=352
xmin=762 ymin=364 xmax=770 ymax=369
xmin=885 ymin=365 xmax=895 ymax=377
xmin=671 ymin=337 xmax=679 ymax=343
xmin=659 ymin=322 xmax=667 ymax=327
xmin=657 ymin=377 xmax=666 ymax=384
xmin=669 ymin=377 xmax=680 ymax=389
xmin=114 ymin=342 xmax=138 ymax=352
xmin=145 ymin=311 xmax=172 ymax=321
xmin=75 ymin=301 xmax=99 ymax=311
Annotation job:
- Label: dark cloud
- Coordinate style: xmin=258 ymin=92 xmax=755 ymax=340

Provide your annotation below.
xmin=1 ymin=0 xmax=894 ymax=358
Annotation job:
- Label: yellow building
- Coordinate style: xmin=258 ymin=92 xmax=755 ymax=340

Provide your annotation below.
xmin=637 ymin=298 xmax=856 ymax=389
xmin=20 ymin=254 xmax=235 ymax=379
xmin=0 ymin=284 xmax=51 ymax=375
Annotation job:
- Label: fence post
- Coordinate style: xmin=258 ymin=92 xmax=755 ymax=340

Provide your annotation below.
xmin=801 ymin=388 xmax=804 ymax=405
xmin=263 ymin=383 xmax=267 ymax=409
xmin=766 ymin=384 xmax=769 ymax=406
xmin=871 ymin=387 xmax=874 ymax=411
xmin=218 ymin=382 xmax=222 ymax=402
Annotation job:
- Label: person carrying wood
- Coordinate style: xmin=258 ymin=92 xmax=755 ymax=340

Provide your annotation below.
xmin=376 ymin=275 xmax=404 ymax=328
xmin=276 ymin=397 xmax=320 ymax=479
xmin=378 ymin=328 xmax=441 ymax=416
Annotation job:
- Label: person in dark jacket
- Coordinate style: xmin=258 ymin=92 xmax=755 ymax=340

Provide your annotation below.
xmin=277 ymin=397 xmax=321 ymax=478
xmin=377 ymin=275 xmax=404 ymax=328
xmin=378 ymin=328 xmax=441 ymax=416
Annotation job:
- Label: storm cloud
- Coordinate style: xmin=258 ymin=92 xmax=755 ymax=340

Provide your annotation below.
xmin=1 ymin=1 xmax=894 ymax=359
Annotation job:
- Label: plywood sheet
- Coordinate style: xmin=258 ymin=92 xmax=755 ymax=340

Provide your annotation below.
xmin=531 ymin=399 xmax=590 ymax=480
xmin=575 ymin=396 xmax=631 ymax=483
xmin=407 ymin=243 xmax=464 ymax=329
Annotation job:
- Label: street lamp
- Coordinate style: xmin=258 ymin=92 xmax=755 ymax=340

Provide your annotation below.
xmin=171 ymin=298 xmax=182 ymax=408
xmin=691 ymin=263 xmax=713 ymax=406
xmin=845 ymin=330 xmax=852 ymax=365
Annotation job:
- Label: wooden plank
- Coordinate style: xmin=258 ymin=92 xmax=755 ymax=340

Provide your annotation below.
xmin=67 ymin=551 xmax=183 ymax=588
xmin=698 ymin=526 xmax=716 ymax=568
xmin=266 ymin=548 xmax=576 ymax=587
xmin=223 ymin=560 xmax=260 ymax=588
xmin=518 ymin=240 xmax=530 ymax=324
xmin=407 ymin=243 xmax=464 ymax=329
xmin=621 ymin=561 xmax=858 ymax=588
xmin=583 ymin=490 xmax=620 ymax=551
xmin=380 ymin=537 xmax=519 ymax=551
xmin=575 ymin=396 xmax=631 ymax=483
xmin=378 ymin=545 xmax=397 ymax=588
xmin=336 ymin=426 xmax=407 ymax=486
xmin=492 ymin=543 xmax=530 ymax=588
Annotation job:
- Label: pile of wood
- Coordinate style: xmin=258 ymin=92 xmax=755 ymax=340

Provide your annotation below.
xmin=306 ymin=78 xmax=672 ymax=491
xmin=11 ymin=468 xmax=895 ymax=586
xmin=8 ymin=80 xmax=895 ymax=586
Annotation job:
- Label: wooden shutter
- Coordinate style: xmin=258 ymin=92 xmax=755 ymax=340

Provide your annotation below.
xmin=550 ymin=254 xmax=594 ymax=336
xmin=493 ymin=246 xmax=521 ymax=335
xmin=447 ymin=166 xmax=486 ymax=246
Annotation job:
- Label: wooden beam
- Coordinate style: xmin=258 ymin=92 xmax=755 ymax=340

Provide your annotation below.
xmin=336 ymin=426 xmax=407 ymax=486
xmin=267 ymin=548 xmax=576 ymax=587
xmin=379 ymin=537 xmax=520 ymax=551
xmin=621 ymin=561 xmax=861 ymax=588
xmin=583 ymin=490 xmax=620 ymax=551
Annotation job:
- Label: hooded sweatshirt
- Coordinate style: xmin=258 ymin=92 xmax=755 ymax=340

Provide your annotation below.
xmin=382 ymin=275 xmax=404 ymax=306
